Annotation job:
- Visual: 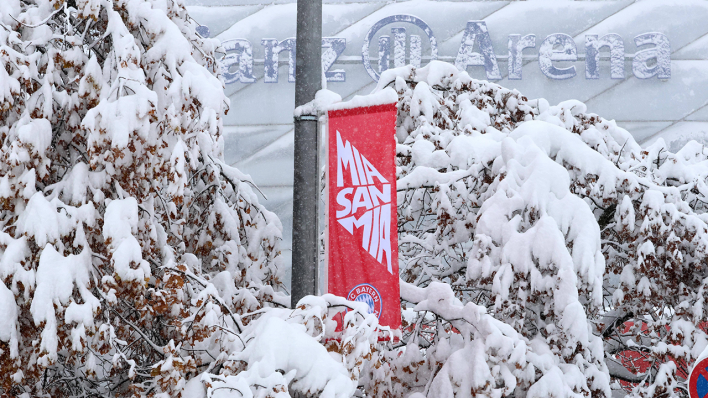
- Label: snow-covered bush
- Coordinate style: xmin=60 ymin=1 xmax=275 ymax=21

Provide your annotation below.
xmin=0 ymin=0 xmax=297 ymax=396
xmin=364 ymin=61 xmax=708 ymax=397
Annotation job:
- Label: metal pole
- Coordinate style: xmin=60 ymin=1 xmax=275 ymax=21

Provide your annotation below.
xmin=291 ymin=0 xmax=322 ymax=307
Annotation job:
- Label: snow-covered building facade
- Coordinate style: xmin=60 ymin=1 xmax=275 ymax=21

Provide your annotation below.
xmin=185 ymin=0 xmax=708 ymax=266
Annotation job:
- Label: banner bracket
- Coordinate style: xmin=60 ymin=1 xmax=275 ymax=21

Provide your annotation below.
xmin=294 ymin=115 xmax=318 ymax=122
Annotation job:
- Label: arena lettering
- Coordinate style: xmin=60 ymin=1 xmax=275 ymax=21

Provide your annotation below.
xmin=212 ymin=15 xmax=671 ymax=84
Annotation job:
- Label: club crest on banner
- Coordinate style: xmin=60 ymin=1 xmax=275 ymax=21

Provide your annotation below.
xmin=348 ymin=283 xmax=382 ymax=319
xmin=335 ymin=130 xmax=393 ymax=274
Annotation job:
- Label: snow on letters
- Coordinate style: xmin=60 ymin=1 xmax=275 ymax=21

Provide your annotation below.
xmin=217 ymin=16 xmax=672 ymax=84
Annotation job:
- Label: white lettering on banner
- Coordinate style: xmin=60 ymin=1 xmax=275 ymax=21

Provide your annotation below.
xmin=213 ymin=15 xmax=672 ymax=84
xmin=336 ymin=188 xmax=353 ymax=218
xmin=336 ymin=132 xmax=360 ymax=186
xmin=335 ymin=131 xmax=393 ymax=274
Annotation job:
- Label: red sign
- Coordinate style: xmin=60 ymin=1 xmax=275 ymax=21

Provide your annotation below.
xmin=327 ymin=103 xmax=400 ymax=330
xmin=690 ymin=357 xmax=708 ymax=398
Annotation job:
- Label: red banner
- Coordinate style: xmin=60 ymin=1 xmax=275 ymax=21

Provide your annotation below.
xmin=327 ymin=103 xmax=400 ymax=330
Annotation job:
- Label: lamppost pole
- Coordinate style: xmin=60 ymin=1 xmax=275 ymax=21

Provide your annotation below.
xmin=291 ymin=0 xmax=322 ymax=307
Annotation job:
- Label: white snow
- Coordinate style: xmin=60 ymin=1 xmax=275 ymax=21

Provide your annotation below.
xmin=327 ymin=87 xmax=398 ymax=111
xmin=30 ymin=246 xmax=99 ymax=366
xmin=103 ymin=198 xmax=151 ymax=283
xmin=0 ymin=281 xmax=18 ymax=358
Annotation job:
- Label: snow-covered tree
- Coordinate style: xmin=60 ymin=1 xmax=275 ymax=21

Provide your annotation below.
xmin=0 ymin=0 xmax=292 ymax=396
xmin=361 ymin=61 xmax=708 ymax=397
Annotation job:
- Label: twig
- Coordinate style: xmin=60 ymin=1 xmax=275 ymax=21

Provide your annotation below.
xmin=616 ymin=139 xmax=628 ymax=166
xmin=113 ymin=311 xmax=166 ymax=356
xmin=10 ymin=8 xmax=63 ymax=28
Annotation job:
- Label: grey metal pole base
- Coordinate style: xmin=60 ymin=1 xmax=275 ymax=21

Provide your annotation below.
xmin=291 ymin=117 xmax=319 ymax=307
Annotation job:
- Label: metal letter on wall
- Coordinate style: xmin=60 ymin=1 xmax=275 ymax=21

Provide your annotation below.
xmin=262 ymin=38 xmax=296 ymax=83
xmin=455 ymin=21 xmax=501 ymax=80
xmin=633 ymin=33 xmax=671 ymax=79
xmin=378 ymin=35 xmax=391 ymax=75
xmin=322 ymin=38 xmax=347 ymax=82
xmin=362 ymin=15 xmax=438 ymax=82
xmin=585 ymin=34 xmax=624 ymax=79
xmin=539 ymin=33 xmax=578 ymax=80
xmin=508 ymin=34 xmax=536 ymax=80
xmin=221 ymin=39 xmax=256 ymax=84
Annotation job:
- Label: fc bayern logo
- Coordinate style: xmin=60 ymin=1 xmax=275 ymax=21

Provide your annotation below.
xmin=347 ymin=283 xmax=382 ymax=319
